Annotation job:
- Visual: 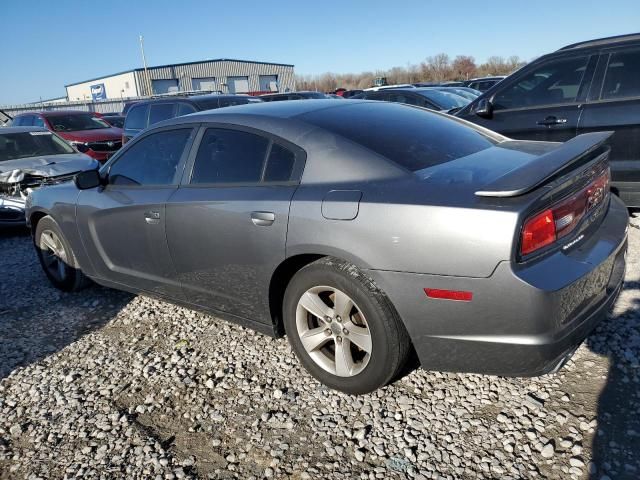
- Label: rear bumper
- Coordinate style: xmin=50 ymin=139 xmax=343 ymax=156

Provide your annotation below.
xmin=367 ymin=195 xmax=629 ymax=376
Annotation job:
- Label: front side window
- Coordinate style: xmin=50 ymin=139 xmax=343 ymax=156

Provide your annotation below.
xmin=48 ymin=113 xmax=110 ymax=132
xmin=493 ymin=57 xmax=588 ymax=110
xmin=601 ymin=50 xmax=640 ymax=100
xmin=109 ymin=129 xmax=191 ymax=186
xmin=191 ymin=129 xmax=269 ymax=184
xmin=0 ymin=131 xmax=74 ymax=161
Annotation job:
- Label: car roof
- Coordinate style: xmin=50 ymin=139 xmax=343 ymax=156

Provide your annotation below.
xmin=0 ymin=126 xmax=50 ymax=134
xmin=132 ymin=94 xmax=245 ymax=106
xmin=178 ymin=98 xmax=348 ymax=120
xmin=558 ymin=32 xmax=640 ymax=51
xmin=261 ymin=91 xmax=322 ymax=96
xmin=16 ymin=110 xmax=97 ymax=117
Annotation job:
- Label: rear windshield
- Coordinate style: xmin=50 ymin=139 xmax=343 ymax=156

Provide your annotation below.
xmin=300 ymin=102 xmax=499 ymax=171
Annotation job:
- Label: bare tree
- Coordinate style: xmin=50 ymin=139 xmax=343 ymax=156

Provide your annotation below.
xmin=421 ymin=53 xmax=451 ymax=82
xmin=293 ymin=51 xmax=527 ymax=92
xmin=451 ymin=55 xmax=477 ymax=81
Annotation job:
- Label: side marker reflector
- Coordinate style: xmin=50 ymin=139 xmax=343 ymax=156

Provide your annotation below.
xmin=424 ymin=288 xmax=473 ymax=302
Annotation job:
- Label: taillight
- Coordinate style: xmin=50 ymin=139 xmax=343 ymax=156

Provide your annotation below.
xmin=521 ymin=209 xmax=556 ymax=255
xmin=520 ymin=168 xmax=610 ymax=256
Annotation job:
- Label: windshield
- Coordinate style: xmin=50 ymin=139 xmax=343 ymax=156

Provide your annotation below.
xmin=48 ymin=114 xmax=111 ymax=132
xmin=0 ymin=131 xmax=74 ymax=162
xmin=417 ymin=90 xmax=470 ymax=109
xmin=104 ymin=116 xmax=124 ymax=128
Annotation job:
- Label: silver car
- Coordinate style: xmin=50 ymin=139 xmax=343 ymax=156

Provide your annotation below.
xmin=0 ymin=127 xmax=96 ymax=226
xmin=26 ymin=100 xmax=628 ymax=394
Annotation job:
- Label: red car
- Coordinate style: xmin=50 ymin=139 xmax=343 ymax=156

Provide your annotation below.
xmin=10 ymin=111 xmax=123 ymax=163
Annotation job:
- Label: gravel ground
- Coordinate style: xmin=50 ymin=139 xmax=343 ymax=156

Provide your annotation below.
xmin=1 ymin=213 xmax=639 ymax=480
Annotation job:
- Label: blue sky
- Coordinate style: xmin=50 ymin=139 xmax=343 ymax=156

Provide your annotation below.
xmin=1 ymin=0 xmax=639 ymax=105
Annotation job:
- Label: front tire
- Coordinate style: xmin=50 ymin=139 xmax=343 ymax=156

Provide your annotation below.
xmin=34 ymin=215 xmax=91 ymax=292
xmin=283 ymin=257 xmax=411 ymax=394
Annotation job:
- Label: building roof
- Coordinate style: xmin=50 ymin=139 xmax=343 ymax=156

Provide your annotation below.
xmin=64 ymin=58 xmax=295 ymax=88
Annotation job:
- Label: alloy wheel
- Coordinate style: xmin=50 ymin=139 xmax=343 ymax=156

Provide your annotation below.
xmin=295 ymin=286 xmax=372 ymax=377
xmin=39 ymin=229 xmax=69 ymax=282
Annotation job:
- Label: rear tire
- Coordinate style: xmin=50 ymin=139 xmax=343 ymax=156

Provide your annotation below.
xmin=34 ymin=215 xmax=91 ymax=292
xmin=283 ymin=257 xmax=411 ymax=394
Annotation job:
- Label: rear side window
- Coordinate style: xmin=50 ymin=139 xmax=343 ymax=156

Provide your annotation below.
xmin=177 ymin=103 xmax=197 ymax=116
xmin=125 ymin=104 xmax=148 ymax=130
xmin=301 ymin=102 xmax=498 ymax=172
xmin=219 ymin=97 xmax=253 ymax=107
xmin=109 ymin=129 xmax=191 ymax=186
xmin=264 ymin=143 xmax=296 ymax=181
xmin=493 ymin=57 xmax=588 ymax=110
xmin=601 ymin=50 xmax=640 ymax=100
xmin=191 ymin=129 xmax=269 ymax=184
xmin=149 ymin=103 xmax=176 ymax=126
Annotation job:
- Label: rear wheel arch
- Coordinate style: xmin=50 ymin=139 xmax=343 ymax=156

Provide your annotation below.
xmin=269 ymin=254 xmax=326 ymax=336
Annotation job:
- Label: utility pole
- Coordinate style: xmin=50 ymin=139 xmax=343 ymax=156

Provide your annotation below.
xmin=139 ymin=35 xmax=152 ymax=96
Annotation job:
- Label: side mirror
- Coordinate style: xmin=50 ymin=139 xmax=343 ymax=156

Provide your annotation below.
xmin=474 ymin=98 xmax=493 ymax=118
xmin=74 ymin=169 xmax=102 ymax=190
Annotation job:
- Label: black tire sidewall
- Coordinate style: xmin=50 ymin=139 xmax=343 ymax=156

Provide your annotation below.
xmin=35 ymin=216 xmax=82 ymax=292
xmin=284 ymin=260 xmax=402 ymax=395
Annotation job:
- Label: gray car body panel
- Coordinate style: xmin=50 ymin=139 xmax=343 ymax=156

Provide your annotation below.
xmin=26 ymin=100 xmax=628 ymax=376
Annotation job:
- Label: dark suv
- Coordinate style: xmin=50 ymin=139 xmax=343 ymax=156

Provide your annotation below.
xmin=456 ymin=33 xmax=640 ymax=206
xmin=123 ymin=94 xmax=262 ymax=143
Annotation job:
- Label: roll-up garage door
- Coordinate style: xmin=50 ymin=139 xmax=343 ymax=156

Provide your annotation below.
xmin=152 ymin=79 xmax=179 ymax=94
xmin=227 ymin=76 xmax=249 ymax=94
xmin=192 ymin=77 xmax=217 ymax=91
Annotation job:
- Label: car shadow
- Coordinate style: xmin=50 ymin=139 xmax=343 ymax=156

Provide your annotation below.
xmin=586 ymin=294 xmax=640 ymax=479
xmin=586 ymin=210 xmax=640 ymax=479
xmin=0 ymin=226 xmax=133 ymax=380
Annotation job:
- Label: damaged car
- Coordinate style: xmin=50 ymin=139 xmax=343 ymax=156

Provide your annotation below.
xmin=0 ymin=127 xmax=97 ymax=226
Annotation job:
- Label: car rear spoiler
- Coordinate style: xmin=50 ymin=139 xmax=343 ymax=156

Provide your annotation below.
xmin=475 ymin=131 xmax=613 ymax=198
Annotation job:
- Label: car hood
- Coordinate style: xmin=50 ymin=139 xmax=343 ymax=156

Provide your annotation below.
xmin=55 ymin=127 xmax=123 ymax=142
xmin=0 ymin=153 xmax=97 ymax=183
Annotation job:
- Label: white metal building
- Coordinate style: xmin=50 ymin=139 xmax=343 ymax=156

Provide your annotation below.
xmin=65 ymin=58 xmax=295 ymax=101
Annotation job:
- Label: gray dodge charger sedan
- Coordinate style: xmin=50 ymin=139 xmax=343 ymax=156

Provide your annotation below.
xmin=26 ymin=100 xmax=628 ymax=394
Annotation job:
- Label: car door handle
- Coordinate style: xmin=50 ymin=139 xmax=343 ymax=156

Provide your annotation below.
xmin=537 ymin=116 xmax=567 ymax=126
xmin=251 ymin=211 xmax=275 ymax=226
xmin=144 ymin=210 xmax=161 ymax=225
